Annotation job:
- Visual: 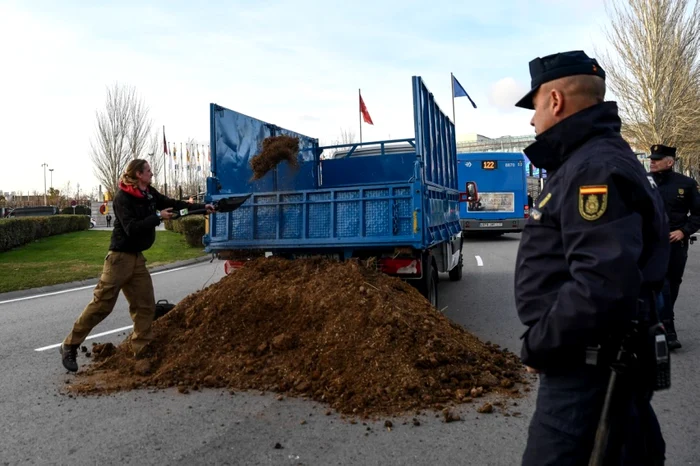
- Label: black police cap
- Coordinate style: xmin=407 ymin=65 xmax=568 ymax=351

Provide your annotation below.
xmin=649 ymin=144 xmax=676 ymax=160
xmin=515 ymin=50 xmax=606 ymax=110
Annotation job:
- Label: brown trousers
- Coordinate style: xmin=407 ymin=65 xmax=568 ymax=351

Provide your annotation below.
xmin=63 ymin=251 xmax=155 ymax=354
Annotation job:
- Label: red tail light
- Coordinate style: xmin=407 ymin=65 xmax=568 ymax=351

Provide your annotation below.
xmin=379 ymin=258 xmax=421 ymax=276
xmin=524 ymin=205 xmax=529 ymax=219
xmin=224 ymin=260 xmax=245 ymax=275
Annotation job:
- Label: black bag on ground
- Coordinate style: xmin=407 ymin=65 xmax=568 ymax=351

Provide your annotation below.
xmin=154 ymin=299 xmax=176 ymax=320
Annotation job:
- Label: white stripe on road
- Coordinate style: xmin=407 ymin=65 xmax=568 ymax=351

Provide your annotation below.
xmin=475 ymin=255 xmax=484 ymax=267
xmin=0 ymin=266 xmax=190 ymax=306
xmin=34 ymin=325 xmax=134 ymax=352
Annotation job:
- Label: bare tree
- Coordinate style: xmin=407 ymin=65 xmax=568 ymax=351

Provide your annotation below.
xmin=90 ymin=83 xmax=154 ymax=198
xmin=598 ymin=0 xmax=700 ymax=173
xmin=128 ymin=92 xmax=152 ymax=159
xmin=322 ymin=127 xmax=358 ymax=159
xmin=336 ymin=128 xmax=357 ymax=145
xmin=146 ymin=127 xmax=164 ymax=190
xmin=62 ymin=181 xmax=72 ymax=204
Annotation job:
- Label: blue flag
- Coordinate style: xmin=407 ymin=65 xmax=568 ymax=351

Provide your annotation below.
xmin=452 ymin=75 xmax=477 ymax=108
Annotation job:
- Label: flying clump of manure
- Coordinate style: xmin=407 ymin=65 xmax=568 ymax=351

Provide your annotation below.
xmin=250 ymin=135 xmax=300 ymax=180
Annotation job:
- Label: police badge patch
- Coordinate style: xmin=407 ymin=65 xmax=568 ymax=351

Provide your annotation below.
xmin=678 ymin=188 xmax=685 ymax=195
xmin=579 ymin=185 xmax=608 ymax=221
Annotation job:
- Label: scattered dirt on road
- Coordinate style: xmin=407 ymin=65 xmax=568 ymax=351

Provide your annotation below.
xmin=91 ymin=342 xmax=115 ymax=360
xmin=477 ymin=402 xmax=494 ymax=414
xmin=250 ymin=135 xmax=299 ymax=180
xmin=68 ymin=257 xmax=526 ymax=417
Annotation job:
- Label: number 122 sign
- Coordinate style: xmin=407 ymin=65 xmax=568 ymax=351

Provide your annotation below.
xmin=481 ymin=160 xmax=498 ymax=170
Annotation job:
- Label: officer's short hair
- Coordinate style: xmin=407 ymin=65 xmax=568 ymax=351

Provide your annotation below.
xmin=569 ymin=75 xmax=605 ymax=102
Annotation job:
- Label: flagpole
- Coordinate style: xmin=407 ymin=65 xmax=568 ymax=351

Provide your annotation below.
xmin=163 ymin=125 xmax=168 ymax=196
xmin=451 ymin=72 xmax=456 ymax=126
xmin=359 ymin=88 xmax=363 ymax=144
xmin=180 ymin=142 xmax=183 ymax=198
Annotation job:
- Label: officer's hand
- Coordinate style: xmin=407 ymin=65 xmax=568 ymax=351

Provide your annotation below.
xmin=204 ymin=204 xmax=216 ymax=214
xmin=160 ymin=208 xmax=174 ymax=220
xmin=525 ymin=366 xmax=540 ymax=374
xmin=670 ymin=230 xmax=685 ymax=243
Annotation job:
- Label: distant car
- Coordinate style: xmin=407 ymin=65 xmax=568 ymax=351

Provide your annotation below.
xmin=90 ymin=218 xmax=96 ymax=229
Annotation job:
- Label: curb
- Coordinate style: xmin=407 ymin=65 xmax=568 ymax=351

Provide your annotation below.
xmin=0 ymin=255 xmax=213 ymax=302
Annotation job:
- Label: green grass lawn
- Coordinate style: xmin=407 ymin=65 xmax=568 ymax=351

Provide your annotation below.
xmin=0 ymin=230 xmax=207 ymax=294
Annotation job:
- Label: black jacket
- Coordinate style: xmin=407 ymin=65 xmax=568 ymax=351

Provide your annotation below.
xmin=515 ymin=102 xmax=670 ymax=372
xmin=110 ymin=183 xmax=206 ymax=253
xmin=651 ymin=169 xmax=700 ymax=237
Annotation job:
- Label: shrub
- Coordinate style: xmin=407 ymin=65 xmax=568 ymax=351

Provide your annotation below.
xmin=180 ymin=217 xmax=206 ymax=247
xmin=0 ymin=215 xmax=90 ymax=252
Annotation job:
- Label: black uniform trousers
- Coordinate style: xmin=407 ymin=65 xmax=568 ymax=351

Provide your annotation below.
xmin=522 ymin=365 xmax=665 ymax=466
xmin=660 ymin=239 xmax=689 ymax=321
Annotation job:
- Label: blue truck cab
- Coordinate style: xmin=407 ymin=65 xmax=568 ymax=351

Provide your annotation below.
xmin=202 ymin=77 xmax=469 ymax=307
xmin=456 ymin=151 xmax=529 ymax=235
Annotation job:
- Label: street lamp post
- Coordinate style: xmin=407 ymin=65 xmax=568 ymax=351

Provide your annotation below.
xmin=41 ymin=163 xmax=48 ymax=205
xmin=49 ymin=168 xmax=54 ymax=189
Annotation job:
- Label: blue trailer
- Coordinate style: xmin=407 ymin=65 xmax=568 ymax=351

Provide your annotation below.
xmin=202 ymin=76 xmax=470 ymax=307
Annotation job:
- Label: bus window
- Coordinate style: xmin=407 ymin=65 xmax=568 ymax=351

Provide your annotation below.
xmin=467 ymin=192 xmax=515 ymax=213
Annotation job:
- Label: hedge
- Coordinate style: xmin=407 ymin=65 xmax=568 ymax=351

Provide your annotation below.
xmin=163 ymin=216 xmax=206 ymax=247
xmin=0 ymin=215 xmax=90 ymax=252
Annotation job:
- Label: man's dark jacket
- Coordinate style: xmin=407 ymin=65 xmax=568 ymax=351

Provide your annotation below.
xmin=515 ymin=102 xmax=670 ymax=372
xmin=650 ymin=169 xmax=700 ymax=237
xmin=110 ymin=182 xmax=206 ymax=253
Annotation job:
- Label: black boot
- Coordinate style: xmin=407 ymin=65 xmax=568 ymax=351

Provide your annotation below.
xmin=663 ymin=320 xmax=682 ymax=351
xmin=60 ymin=343 xmax=79 ymax=372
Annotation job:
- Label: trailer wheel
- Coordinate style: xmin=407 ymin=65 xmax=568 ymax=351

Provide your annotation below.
xmin=426 ymin=262 xmax=438 ymax=308
xmin=449 ymin=253 xmax=463 ymax=281
xmin=410 ymin=254 xmax=438 ymax=308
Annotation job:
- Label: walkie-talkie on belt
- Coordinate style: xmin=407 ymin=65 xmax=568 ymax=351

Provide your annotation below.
xmin=650 ymin=322 xmax=671 ymax=390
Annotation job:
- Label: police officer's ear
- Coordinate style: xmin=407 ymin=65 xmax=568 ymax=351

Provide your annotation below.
xmin=550 ymin=89 xmax=566 ymax=117
xmin=538 ymin=82 xmax=566 ymax=117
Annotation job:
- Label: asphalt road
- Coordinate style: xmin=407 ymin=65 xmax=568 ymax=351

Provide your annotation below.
xmin=0 ymin=235 xmax=698 ymax=465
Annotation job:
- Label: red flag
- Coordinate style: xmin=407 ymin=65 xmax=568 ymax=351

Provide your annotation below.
xmin=359 ymin=93 xmax=374 ymax=125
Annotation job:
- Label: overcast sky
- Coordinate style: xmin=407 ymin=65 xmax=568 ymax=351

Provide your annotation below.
xmin=0 ymin=0 xmax=610 ymax=195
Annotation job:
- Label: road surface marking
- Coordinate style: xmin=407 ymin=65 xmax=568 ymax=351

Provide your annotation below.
xmin=475 ymin=255 xmax=484 ymax=267
xmin=34 ymin=325 xmax=134 ymax=352
xmin=0 ymin=266 xmax=190 ymax=306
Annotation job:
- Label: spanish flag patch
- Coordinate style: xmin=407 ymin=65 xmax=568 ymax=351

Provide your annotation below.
xmin=578 ymin=185 xmax=608 ymax=221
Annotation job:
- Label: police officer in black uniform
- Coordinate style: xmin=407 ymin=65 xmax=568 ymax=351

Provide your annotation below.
xmin=649 ymin=144 xmax=700 ymax=350
xmin=514 ymin=51 xmax=670 ymax=465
